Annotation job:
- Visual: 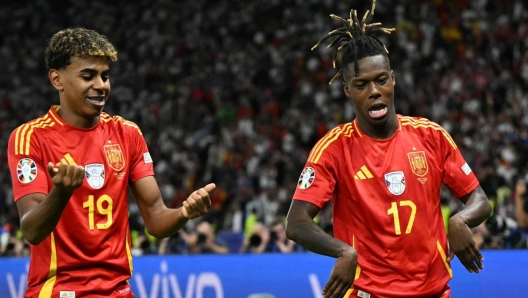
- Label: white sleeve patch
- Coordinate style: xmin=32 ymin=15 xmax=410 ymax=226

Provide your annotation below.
xmin=461 ymin=163 xmax=472 ymax=175
xmin=143 ymin=152 xmax=153 ymax=164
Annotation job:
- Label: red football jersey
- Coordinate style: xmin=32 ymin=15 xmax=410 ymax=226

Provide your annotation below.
xmin=8 ymin=106 xmax=154 ymax=298
xmin=293 ymin=115 xmax=479 ymax=298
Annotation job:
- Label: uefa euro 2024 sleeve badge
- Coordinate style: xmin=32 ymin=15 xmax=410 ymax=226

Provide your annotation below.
xmin=298 ymin=167 xmax=316 ymax=189
xmin=17 ymin=158 xmax=37 ymax=183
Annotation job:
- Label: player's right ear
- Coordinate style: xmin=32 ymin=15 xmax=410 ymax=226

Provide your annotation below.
xmin=49 ymin=69 xmax=63 ymax=91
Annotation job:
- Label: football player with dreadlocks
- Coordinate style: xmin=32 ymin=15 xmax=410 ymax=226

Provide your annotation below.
xmin=286 ymin=1 xmax=491 ymax=297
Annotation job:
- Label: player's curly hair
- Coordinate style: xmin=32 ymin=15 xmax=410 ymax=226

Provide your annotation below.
xmin=45 ymin=27 xmax=118 ymax=70
xmin=311 ymin=0 xmax=396 ymax=84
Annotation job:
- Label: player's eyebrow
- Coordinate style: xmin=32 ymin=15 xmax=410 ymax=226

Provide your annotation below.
xmin=78 ymin=68 xmax=110 ymax=75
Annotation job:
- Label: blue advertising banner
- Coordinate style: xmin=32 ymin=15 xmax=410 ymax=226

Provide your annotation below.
xmin=1 ymin=250 xmax=527 ymax=298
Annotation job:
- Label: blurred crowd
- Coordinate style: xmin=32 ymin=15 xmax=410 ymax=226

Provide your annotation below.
xmin=1 ymin=0 xmax=528 ymax=256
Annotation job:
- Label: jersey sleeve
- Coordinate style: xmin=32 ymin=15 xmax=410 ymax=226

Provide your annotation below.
xmin=7 ymin=125 xmax=49 ymax=201
xmin=292 ymin=132 xmax=339 ymax=209
xmin=124 ymin=123 xmax=154 ymax=182
xmin=439 ymin=129 xmax=479 ymax=198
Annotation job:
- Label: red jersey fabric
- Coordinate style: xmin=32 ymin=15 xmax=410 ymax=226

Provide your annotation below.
xmin=293 ymin=115 xmax=479 ymax=298
xmin=8 ymin=106 xmax=154 ymax=298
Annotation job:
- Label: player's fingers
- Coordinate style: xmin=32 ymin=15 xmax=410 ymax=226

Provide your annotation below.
xmin=471 ymin=246 xmax=484 ymax=268
xmin=72 ymin=166 xmax=85 ymax=186
xmin=322 ymin=278 xmax=339 ymax=298
xmin=186 ymin=196 xmax=203 ymax=217
xmin=465 ymin=247 xmax=481 ymax=273
xmin=195 ymin=189 xmax=212 ymax=208
xmin=203 ymin=183 xmax=216 ymax=193
xmin=47 ymin=162 xmax=58 ymax=177
xmin=458 ymin=252 xmax=475 ymax=273
xmin=447 ymin=250 xmax=455 ymax=262
xmin=181 ymin=201 xmax=191 ymax=219
xmin=331 ymin=282 xmax=347 ymax=298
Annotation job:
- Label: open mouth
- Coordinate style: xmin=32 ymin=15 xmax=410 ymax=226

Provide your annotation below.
xmin=368 ymin=104 xmax=388 ymax=119
xmin=87 ymin=97 xmax=105 ymax=106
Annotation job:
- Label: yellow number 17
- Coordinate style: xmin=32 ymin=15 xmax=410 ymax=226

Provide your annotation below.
xmin=387 ymin=200 xmax=417 ymax=235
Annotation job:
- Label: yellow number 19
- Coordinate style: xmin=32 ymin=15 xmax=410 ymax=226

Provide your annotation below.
xmin=83 ymin=195 xmax=114 ymax=230
xmin=387 ymin=200 xmax=417 ymax=235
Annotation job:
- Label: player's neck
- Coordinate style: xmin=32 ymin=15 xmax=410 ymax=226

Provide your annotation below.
xmin=57 ymin=106 xmax=100 ymax=129
xmin=357 ymin=115 xmax=398 ymax=140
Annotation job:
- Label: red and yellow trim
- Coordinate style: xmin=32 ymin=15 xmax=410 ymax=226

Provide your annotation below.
xmin=38 ymin=232 xmax=57 ymax=298
xmin=14 ymin=114 xmax=56 ymax=155
xmin=400 ymin=117 xmax=457 ymax=150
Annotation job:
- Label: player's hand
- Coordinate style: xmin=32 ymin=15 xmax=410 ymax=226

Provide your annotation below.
xmin=447 ymin=216 xmax=484 ymax=273
xmin=181 ymin=183 xmax=216 ymax=219
xmin=47 ymin=162 xmax=85 ymax=193
xmin=322 ymin=248 xmax=357 ymax=298
xmin=515 ymin=179 xmax=526 ymax=197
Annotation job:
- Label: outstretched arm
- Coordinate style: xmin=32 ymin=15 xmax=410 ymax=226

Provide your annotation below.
xmin=286 ymin=200 xmax=357 ymax=298
xmin=131 ymin=176 xmax=215 ymax=239
xmin=447 ymin=185 xmax=492 ymax=273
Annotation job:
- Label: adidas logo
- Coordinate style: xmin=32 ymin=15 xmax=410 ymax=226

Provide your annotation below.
xmin=55 ymin=153 xmax=77 ymax=167
xmin=354 ymin=165 xmax=373 ymax=180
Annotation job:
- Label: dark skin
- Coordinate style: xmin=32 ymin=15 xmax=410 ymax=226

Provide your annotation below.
xmin=286 ymin=54 xmax=491 ymax=298
xmin=16 ymin=55 xmax=215 ymax=245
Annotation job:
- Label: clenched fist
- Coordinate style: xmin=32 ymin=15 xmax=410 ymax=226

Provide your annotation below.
xmin=47 ymin=162 xmax=85 ymax=193
xmin=181 ymin=183 xmax=216 ymax=219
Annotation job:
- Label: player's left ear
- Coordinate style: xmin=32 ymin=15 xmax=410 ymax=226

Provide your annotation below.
xmin=391 ymin=70 xmax=396 ymax=87
xmin=49 ymin=69 xmax=63 ymax=91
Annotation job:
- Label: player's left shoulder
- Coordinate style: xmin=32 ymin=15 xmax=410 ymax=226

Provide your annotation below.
xmin=100 ymin=113 xmax=143 ymax=135
xmin=399 ymin=115 xmax=446 ymax=135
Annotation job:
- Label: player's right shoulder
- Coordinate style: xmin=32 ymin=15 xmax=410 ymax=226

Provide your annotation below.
xmin=8 ymin=113 xmax=58 ymax=155
xmin=307 ymin=122 xmax=354 ymax=164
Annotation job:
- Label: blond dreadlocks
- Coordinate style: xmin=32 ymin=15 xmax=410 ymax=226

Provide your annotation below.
xmin=311 ymin=0 xmax=396 ymax=84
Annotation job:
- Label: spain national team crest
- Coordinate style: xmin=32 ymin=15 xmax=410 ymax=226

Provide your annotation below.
xmin=385 ymin=171 xmax=405 ymax=195
xmin=103 ymin=144 xmax=125 ymax=171
xmin=16 ymin=158 xmax=37 ymax=184
xmin=407 ymin=151 xmax=428 ymax=177
xmin=298 ymin=167 xmax=316 ymax=189
xmin=85 ymin=164 xmax=105 ymax=189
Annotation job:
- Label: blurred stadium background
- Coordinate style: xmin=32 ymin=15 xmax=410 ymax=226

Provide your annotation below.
xmin=1 ymin=0 xmax=528 ymax=297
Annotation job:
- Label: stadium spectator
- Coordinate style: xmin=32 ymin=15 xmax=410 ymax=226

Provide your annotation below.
xmin=285 ymin=2 xmax=491 ymax=298
xmin=175 ymin=220 xmax=229 ymax=254
xmin=268 ymin=219 xmax=297 ymax=253
xmin=6 ymin=27 xmax=216 ymax=297
xmin=239 ymin=222 xmax=271 ymax=253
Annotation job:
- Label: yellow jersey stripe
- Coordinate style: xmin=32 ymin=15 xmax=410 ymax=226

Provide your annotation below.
xmin=64 ymin=153 xmax=77 ymax=166
xmin=311 ymin=130 xmax=342 ymax=164
xmin=19 ymin=115 xmax=50 ymax=155
xmin=353 ymin=120 xmax=362 ymax=137
xmin=24 ymin=118 xmax=53 ymax=155
xmin=38 ymin=232 xmax=57 ymax=298
xmin=126 ymin=232 xmax=133 ymax=276
xmin=307 ymin=127 xmax=340 ymax=163
xmin=48 ymin=109 xmax=63 ymax=126
xmin=14 ymin=124 xmax=26 ymax=155
xmin=401 ymin=122 xmax=457 ymax=150
xmin=123 ymin=121 xmax=142 ymax=135
xmin=59 ymin=158 xmax=68 ymax=165
xmin=342 ymin=123 xmax=353 ymax=137
xmin=361 ymin=166 xmax=373 ymax=178
xmin=436 ymin=240 xmax=453 ymax=278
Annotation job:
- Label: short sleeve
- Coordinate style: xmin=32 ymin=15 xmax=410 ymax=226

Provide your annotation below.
xmin=7 ymin=126 xmax=49 ymax=201
xmin=292 ymin=146 xmax=337 ymax=209
xmin=125 ymin=125 xmax=154 ymax=182
xmin=440 ymin=131 xmax=479 ymax=198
